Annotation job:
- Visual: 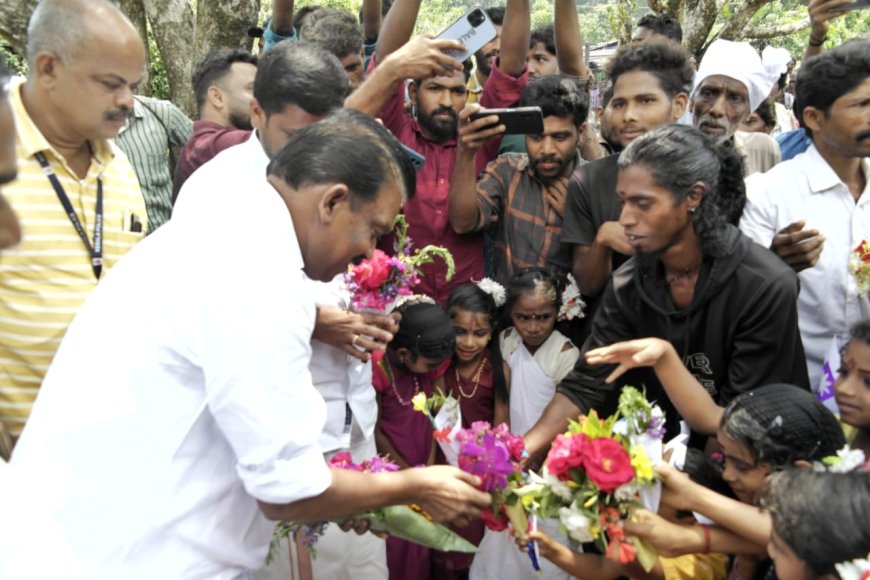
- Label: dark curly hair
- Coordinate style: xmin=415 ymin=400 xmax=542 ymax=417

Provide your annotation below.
xmin=391 ymin=301 xmax=456 ymax=364
xmin=616 ymin=124 xmax=745 ymax=257
xmin=520 ymin=75 xmax=590 ymax=127
xmin=529 ymin=25 xmax=555 ymax=55
xmin=606 ymin=38 xmax=693 ymax=100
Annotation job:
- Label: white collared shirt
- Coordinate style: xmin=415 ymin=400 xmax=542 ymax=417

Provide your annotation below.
xmin=175 ymin=133 xmax=378 ymax=454
xmin=741 ymin=145 xmax=870 ymax=387
xmin=6 ymin=138 xmax=331 ymax=579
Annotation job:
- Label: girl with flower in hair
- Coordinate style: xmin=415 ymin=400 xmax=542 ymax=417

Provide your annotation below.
xmin=764 ymin=469 xmax=870 ymax=580
xmin=431 ymin=281 xmax=509 ymax=579
xmin=471 ymin=267 xmax=580 ymax=580
xmin=372 ymin=300 xmax=456 ymax=580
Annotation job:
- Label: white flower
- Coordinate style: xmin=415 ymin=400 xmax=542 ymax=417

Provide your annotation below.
xmin=612 ymin=419 xmax=629 ymax=436
xmin=475 ymin=278 xmax=507 ymax=307
xmin=835 ymin=554 xmax=870 ymax=580
xmin=831 ymin=445 xmax=867 ymax=473
xmin=614 ymin=481 xmax=641 ymax=501
xmin=543 ymin=472 xmax=574 ymax=502
xmin=558 ymin=505 xmax=594 ymax=543
xmin=558 ymin=274 xmax=586 ymax=321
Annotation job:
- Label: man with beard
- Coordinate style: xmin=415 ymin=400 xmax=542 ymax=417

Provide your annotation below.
xmin=371 ymin=0 xmax=529 ymax=303
xmin=449 ymin=75 xmax=589 ymax=285
xmin=740 ymin=39 xmax=870 ymax=392
xmin=173 ymin=49 xmax=258 ymax=198
xmin=466 ymin=6 xmax=504 ymax=105
xmin=522 ymin=124 xmax=808 ymax=462
xmin=690 ymin=39 xmax=780 ymax=177
xmin=562 ymin=40 xmax=693 ymax=302
xmin=0 ymin=0 xmax=148 ymax=441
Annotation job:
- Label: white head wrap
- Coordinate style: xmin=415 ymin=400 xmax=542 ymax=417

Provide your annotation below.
xmin=692 ymin=39 xmax=773 ymax=112
xmin=762 ymin=46 xmax=793 ymax=83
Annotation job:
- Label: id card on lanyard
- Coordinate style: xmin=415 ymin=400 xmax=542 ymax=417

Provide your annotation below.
xmin=34 ymin=152 xmax=103 ymax=280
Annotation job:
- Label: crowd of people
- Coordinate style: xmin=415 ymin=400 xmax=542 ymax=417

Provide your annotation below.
xmin=0 ymin=0 xmax=868 ymax=578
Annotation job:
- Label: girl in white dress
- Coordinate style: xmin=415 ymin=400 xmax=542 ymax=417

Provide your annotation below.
xmin=471 ymin=268 xmax=580 ymax=580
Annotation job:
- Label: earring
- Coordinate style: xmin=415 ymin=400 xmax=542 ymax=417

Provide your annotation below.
xmin=688 ymin=207 xmax=697 ymax=214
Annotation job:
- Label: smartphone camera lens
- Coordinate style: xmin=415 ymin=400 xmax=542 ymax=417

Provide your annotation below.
xmin=467 ymin=8 xmax=485 ymax=27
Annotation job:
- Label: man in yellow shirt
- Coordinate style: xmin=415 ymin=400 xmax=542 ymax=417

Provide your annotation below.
xmin=0 ymin=0 xmax=147 ymax=440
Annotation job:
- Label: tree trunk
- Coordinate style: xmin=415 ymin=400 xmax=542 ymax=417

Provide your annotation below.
xmin=680 ymin=0 xmax=719 ymax=55
xmin=117 ymin=0 xmax=151 ymax=95
xmin=192 ymin=0 xmax=261 ymax=63
xmin=717 ymin=0 xmax=772 ymax=43
xmin=143 ymin=0 xmax=197 ymax=115
xmin=0 ymin=0 xmax=38 ymax=53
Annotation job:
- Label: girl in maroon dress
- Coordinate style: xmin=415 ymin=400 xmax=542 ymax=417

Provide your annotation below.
xmin=373 ymin=300 xmax=456 ymax=580
xmin=432 ymin=282 xmax=509 ymax=580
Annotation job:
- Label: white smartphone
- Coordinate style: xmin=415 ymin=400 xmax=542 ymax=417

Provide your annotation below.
xmin=435 ymin=7 xmax=498 ymax=63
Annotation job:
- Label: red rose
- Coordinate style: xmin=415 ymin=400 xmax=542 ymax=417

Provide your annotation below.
xmin=505 ymin=433 xmax=525 ymax=462
xmin=580 ymin=437 xmax=634 ymax=493
xmin=352 ymin=250 xmax=393 ymax=290
xmin=546 ymin=433 xmax=589 ymax=481
xmin=480 ymin=507 xmax=509 ymax=531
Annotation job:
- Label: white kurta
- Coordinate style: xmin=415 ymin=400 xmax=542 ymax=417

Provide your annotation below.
xmin=471 ymin=329 xmax=580 ymax=580
xmin=4 ymin=139 xmax=331 ymax=579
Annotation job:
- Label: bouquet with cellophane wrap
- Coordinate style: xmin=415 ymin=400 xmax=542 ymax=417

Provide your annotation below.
xmin=514 ymin=387 xmax=665 ymax=571
xmin=268 ymin=452 xmax=477 ymax=562
xmin=344 ymin=215 xmax=454 ymax=313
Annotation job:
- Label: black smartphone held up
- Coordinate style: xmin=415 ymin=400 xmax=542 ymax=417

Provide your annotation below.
xmin=469 ymin=106 xmax=545 ymax=135
xmin=828 ymin=0 xmax=870 ymax=11
xmin=435 ymin=6 xmax=498 ymax=63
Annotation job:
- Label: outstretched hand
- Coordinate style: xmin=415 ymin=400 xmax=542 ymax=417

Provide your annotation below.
xmin=313 ymin=305 xmax=400 ymax=362
xmin=585 ymin=338 xmax=675 ymax=383
xmin=456 ymin=105 xmax=506 ymax=153
xmin=807 ymin=0 xmax=855 ymax=39
xmin=410 ymin=465 xmax=491 ymax=528
xmin=623 ymin=509 xmax=704 ymax=558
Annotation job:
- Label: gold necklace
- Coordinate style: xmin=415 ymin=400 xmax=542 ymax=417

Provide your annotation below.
xmin=454 ymin=356 xmax=488 ymax=399
xmin=385 ymin=361 xmax=421 ymax=407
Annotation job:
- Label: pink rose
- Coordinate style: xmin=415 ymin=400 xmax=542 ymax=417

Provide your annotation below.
xmin=546 ymin=433 xmax=588 ymax=481
xmin=352 ymin=250 xmax=393 ymax=290
xmin=580 ymin=438 xmax=634 ymax=493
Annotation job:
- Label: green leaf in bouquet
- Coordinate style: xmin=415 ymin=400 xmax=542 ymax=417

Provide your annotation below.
xmin=630 ymin=535 xmax=659 ymax=573
xmin=412 ymin=245 xmax=456 ymax=281
xmin=357 ymin=505 xmax=477 ymax=553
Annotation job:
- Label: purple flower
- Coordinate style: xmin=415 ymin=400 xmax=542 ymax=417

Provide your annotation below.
xmin=458 ymin=433 xmax=515 ymax=492
xmin=362 ymin=456 xmax=400 ymax=473
xmin=644 ymin=409 xmax=666 ymax=439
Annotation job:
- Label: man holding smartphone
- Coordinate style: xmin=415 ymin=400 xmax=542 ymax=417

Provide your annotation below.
xmin=449 ymin=76 xmax=589 ymax=285
xmin=369 ymin=0 xmax=531 ymax=304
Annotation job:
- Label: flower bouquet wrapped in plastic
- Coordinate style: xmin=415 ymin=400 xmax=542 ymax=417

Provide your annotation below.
xmin=344 ymin=215 xmax=455 ymax=313
xmin=515 ymin=387 xmax=665 ymax=571
xmin=850 ymin=240 xmax=870 ymax=296
xmin=269 ymin=452 xmax=477 ymax=562
xmin=412 ymin=390 xmax=463 ymax=466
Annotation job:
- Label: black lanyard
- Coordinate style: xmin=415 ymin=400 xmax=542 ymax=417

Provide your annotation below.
xmin=34 ymin=152 xmax=102 ymax=280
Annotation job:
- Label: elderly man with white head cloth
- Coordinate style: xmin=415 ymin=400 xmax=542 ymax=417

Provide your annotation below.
xmin=691 ymin=39 xmax=781 ymax=174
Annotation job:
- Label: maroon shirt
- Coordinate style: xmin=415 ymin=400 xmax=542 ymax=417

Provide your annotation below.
xmin=172 ymin=121 xmax=250 ymax=202
xmin=374 ymin=56 xmax=528 ymax=304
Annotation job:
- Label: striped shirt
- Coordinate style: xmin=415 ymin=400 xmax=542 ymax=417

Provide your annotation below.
xmin=475 ymin=152 xmax=579 ymax=285
xmin=115 ymin=96 xmax=193 ymax=232
xmin=0 ymin=79 xmax=147 ymax=437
